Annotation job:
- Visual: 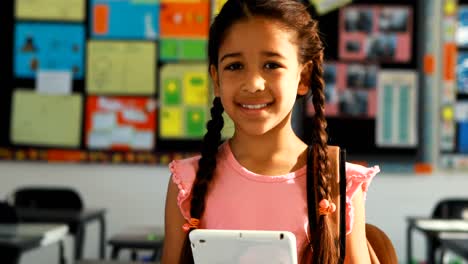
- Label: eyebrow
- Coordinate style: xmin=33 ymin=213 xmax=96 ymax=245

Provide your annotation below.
xmin=219 ymin=52 xmax=241 ymax=63
xmin=219 ymin=51 xmax=286 ymax=63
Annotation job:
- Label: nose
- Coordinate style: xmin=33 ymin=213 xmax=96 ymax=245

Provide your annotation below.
xmin=242 ymin=69 xmax=265 ymax=93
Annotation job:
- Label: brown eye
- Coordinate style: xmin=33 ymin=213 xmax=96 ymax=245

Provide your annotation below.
xmin=265 ymin=62 xmax=280 ymax=69
xmin=225 ymin=63 xmax=243 ymax=71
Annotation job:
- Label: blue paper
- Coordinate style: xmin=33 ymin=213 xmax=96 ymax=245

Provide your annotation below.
xmin=457 ymin=52 xmax=468 ymax=94
xmin=14 ymin=23 xmax=85 ymax=79
xmin=459 ymin=122 xmax=468 ymax=153
xmin=457 ymin=7 xmax=468 ymax=47
xmin=90 ymin=0 xmax=160 ymax=39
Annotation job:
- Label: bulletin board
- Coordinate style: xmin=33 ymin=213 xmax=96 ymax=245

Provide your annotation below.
xmin=0 ymin=0 xmax=222 ymax=165
xmin=303 ymin=0 xmax=432 ymax=173
xmin=0 ymin=0 xmax=443 ymax=171
xmin=439 ymin=0 xmax=468 ymax=170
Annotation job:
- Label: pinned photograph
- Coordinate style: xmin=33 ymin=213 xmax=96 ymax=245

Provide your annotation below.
xmin=344 ymin=8 xmax=373 ymax=33
xmin=379 ymin=7 xmax=410 ymax=33
xmin=366 ymin=34 xmax=397 ymax=61
xmin=346 ymin=64 xmax=378 ymax=90
xmin=339 ymin=5 xmax=413 ymax=62
xmin=338 ymin=90 xmax=368 ymax=117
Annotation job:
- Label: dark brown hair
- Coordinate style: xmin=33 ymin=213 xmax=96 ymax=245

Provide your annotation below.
xmin=180 ymin=1 xmax=336 ymax=263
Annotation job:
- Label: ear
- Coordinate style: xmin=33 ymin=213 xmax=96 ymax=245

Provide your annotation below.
xmin=298 ymin=61 xmax=313 ymax=96
xmin=210 ymin=64 xmax=220 ymax=97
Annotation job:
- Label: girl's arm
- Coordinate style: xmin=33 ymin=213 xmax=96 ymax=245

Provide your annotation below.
xmin=344 ymin=187 xmax=374 ymax=264
xmin=161 ymin=178 xmax=187 ymax=264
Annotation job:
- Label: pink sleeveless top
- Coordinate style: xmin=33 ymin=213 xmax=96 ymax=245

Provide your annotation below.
xmin=170 ymin=141 xmax=379 ymax=262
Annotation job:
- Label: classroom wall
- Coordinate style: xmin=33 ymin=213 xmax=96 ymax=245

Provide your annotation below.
xmin=1 ymin=161 xmax=467 ymax=264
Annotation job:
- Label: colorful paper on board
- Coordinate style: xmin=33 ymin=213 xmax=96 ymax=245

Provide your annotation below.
xmin=160 ymin=1 xmax=210 ymax=38
xmin=160 ymin=38 xmax=207 ymax=61
xmin=376 ymin=70 xmax=418 ymax=148
xmin=159 ymin=64 xmax=209 ymax=139
xmin=311 ymin=0 xmax=352 ymax=15
xmin=212 ymin=0 xmax=228 ymax=16
xmin=85 ymin=96 xmax=157 ymax=150
xmin=457 ymin=52 xmax=468 ymax=94
xmin=87 ymin=41 xmax=157 ymax=95
xmin=11 ymin=90 xmax=83 ymax=147
xmin=458 ymin=122 xmax=468 ymax=153
xmin=15 ymin=0 xmax=85 ymax=21
xmin=14 ymin=23 xmax=85 ymax=79
xmin=90 ymin=0 xmax=160 ymax=39
xmin=456 ymin=7 xmax=468 ymax=47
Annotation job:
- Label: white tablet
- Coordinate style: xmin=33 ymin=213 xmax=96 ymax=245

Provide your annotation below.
xmin=189 ymin=229 xmax=298 ymax=264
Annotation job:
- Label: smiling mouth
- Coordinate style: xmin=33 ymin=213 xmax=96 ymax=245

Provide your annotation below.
xmin=240 ymin=103 xmax=269 ymax=109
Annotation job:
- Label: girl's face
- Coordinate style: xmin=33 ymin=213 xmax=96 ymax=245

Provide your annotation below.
xmin=210 ymin=17 xmax=310 ymax=137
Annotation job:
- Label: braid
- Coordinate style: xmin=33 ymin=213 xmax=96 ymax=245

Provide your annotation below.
xmin=308 ymin=55 xmax=339 ymax=263
xmin=179 ymin=97 xmax=224 ymax=264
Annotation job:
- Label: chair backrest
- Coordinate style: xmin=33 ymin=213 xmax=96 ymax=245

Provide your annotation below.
xmin=366 ymin=223 xmax=398 ymax=264
xmin=0 ymin=201 xmax=19 ymax=223
xmin=12 ymin=186 xmax=83 ymax=210
xmin=431 ymin=198 xmax=468 ymax=219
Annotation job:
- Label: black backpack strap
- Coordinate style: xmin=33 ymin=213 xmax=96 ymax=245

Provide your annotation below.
xmin=306 ymin=146 xmax=317 ymax=234
xmin=339 ymin=148 xmax=347 ymax=263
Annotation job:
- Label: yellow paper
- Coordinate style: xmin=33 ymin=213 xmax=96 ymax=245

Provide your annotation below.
xmin=160 ymin=107 xmax=183 ymax=137
xmin=444 ymin=0 xmax=457 ymax=16
xmin=87 ymin=41 xmax=157 ymax=95
xmin=15 ymin=0 xmax=85 ymax=21
xmin=213 ymin=0 xmax=228 ymax=15
xmin=442 ymin=106 xmax=454 ymax=121
xmin=11 ymin=90 xmax=82 ymax=147
xmin=183 ymin=72 xmax=209 ymax=106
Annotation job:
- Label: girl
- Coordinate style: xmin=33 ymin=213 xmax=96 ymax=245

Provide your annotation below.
xmin=162 ymin=0 xmax=380 ymax=263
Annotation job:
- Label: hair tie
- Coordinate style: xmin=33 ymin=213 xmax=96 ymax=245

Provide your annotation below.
xmin=318 ymin=199 xmax=336 ymax=216
xmin=182 ymin=218 xmax=200 ymax=232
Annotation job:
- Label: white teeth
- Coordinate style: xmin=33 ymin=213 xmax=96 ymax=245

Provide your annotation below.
xmin=241 ymin=104 xmax=268 ymax=109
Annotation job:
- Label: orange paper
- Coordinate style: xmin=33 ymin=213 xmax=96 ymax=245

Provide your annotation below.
xmin=444 ymin=43 xmax=457 ymax=81
xmin=160 ymin=2 xmax=209 ymax=37
xmin=93 ymin=4 xmax=109 ymax=35
xmin=424 ymin=54 xmax=435 ymax=74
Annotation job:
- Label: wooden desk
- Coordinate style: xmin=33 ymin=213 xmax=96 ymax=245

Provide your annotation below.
xmin=406 ymin=217 xmax=468 ymax=264
xmin=16 ymin=207 xmax=106 ymax=260
xmin=0 ymin=223 xmax=68 ymax=264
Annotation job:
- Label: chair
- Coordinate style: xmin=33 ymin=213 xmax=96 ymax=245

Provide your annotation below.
xmin=0 ymin=200 xmax=66 ymax=264
xmin=427 ymin=198 xmax=468 ymax=264
xmin=12 ymin=186 xmax=83 ymax=210
xmin=9 ymin=186 xmax=84 ymax=263
xmin=0 ymin=201 xmax=19 ymax=223
xmin=366 ymin=223 xmax=398 ymax=264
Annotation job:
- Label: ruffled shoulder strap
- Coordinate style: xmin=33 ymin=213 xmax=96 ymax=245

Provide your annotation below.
xmin=169 ymin=155 xmax=200 ymax=221
xmin=345 ymin=162 xmax=380 ymax=234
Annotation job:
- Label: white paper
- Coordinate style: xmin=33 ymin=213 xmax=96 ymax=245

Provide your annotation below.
xmin=97 ymin=97 xmax=123 ymax=111
xmin=111 ymin=126 xmax=133 ymax=144
xmin=88 ymin=131 xmax=112 ymax=149
xmin=131 ymin=131 xmax=154 ymax=150
xmin=455 ymin=102 xmax=468 ymax=121
xmin=122 ymin=109 xmax=147 ymax=122
xmin=376 ymin=70 xmax=418 ymax=147
xmin=311 ymin=0 xmax=352 ymax=15
xmin=36 ymin=70 xmax=72 ymax=95
xmin=92 ymin=112 xmax=116 ymax=131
